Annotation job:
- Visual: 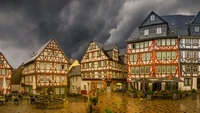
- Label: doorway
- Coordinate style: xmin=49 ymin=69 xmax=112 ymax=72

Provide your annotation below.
xmin=106 ymin=83 xmax=111 ymax=92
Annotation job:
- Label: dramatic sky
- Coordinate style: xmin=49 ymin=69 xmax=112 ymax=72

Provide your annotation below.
xmin=0 ymin=0 xmax=200 ymax=68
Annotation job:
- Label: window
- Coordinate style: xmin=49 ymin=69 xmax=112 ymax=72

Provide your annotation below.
xmin=131 ymin=67 xmax=134 ymax=74
xmin=84 ymin=85 xmax=86 ymax=90
xmin=140 ymin=42 xmax=144 ymax=48
xmin=186 ymin=39 xmax=190 ymax=44
xmin=55 ymin=88 xmax=59 ymax=94
xmin=162 ymin=39 xmax=165 ymax=46
xmin=91 ymin=62 xmax=94 ymax=68
xmin=156 ymin=40 xmax=161 ymax=46
xmin=61 ymin=88 xmax=65 ymax=94
xmin=184 ymin=78 xmax=192 ymax=86
xmin=103 ymin=61 xmax=107 ymax=66
xmin=186 ymin=66 xmax=191 ymax=73
xmin=193 ymin=66 xmax=198 ymax=73
xmin=144 ymin=29 xmax=149 ymax=36
xmin=193 ymin=39 xmax=198 ymax=45
xmin=47 ymin=50 xmax=52 ymax=56
xmin=145 ymin=66 xmax=149 ymax=74
xmin=97 ymin=51 xmax=101 ymax=57
xmin=132 ymin=44 xmax=135 ymax=49
xmin=130 ymin=55 xmax=133 ymax=62
xmin=46 ymin=76 xmax=50 ymax=82
xmin=144 ymin=42 xmax=148 ymax=48
xmin=136 ymin=43 xmax=139 ymax=49
xmin=157 ymin=52 xmax=161 ymax=60
xmin=85 ymin=53 xmax=89 ymax=59
xmin=171 ymin=39 xmax=176 ymax=45
xmin=167 ymin=66 xmax=171 ymax=73
xmin=98 ymin=62 xmax=101 ymax=67
xmin=157 ymin=27 xmax=162 ymax=34
xmin=134 ymin=54 xmax=138 ymax=61
xmin=142 ymin=53 xmax=146 ymax=61
xmin=56 ymin=76 xmax=60 ymax=82
xmin=162 ymin=52 xmax=166 ymax=60
xmin=157 ymin=66 xmax=161 ymax=73
xmin=0 ymin=60 xmax=4 ymax=65
xmin=140 ymin=67 xmax=144 ymax=74
xmin=162 ymin=66 xmax=166 ymax=73
xmin=172 ymin=66 xmax=176 ymax=73
xmin=76 ymin=77 xmax=78 ymax=81
xmin=172 ymin=52 xmax=176 ymax=59
xmin=62 ymin=64 xmax=65 ymax=70
xmin=186 ymin=51 xmax=190 ymax=59
xmin=167 ymin=52 xmax=171 ymax=59
xmin=40 ymin=76 xmax=44 ymax=82
xmin=147 ymin=53 xmax=150 ymax=60
xmin=195 ymin=26 xmax=199 ymax=32
xmin=151 ymin=15 xmax=155 ymax=21
xmin=167 ymin=39 xmax=170 ymax=45
xmin=193 ymin=51 xmax=198 ymax=59
xmin=135 ymin=67 xmax=139 ymax=74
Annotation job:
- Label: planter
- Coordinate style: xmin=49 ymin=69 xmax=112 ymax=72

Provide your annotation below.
xmin=146 ymin=94 xmax=153 ymax=101
xmin=190 ymin=92 xmax=197 ymax=99
xmin=172 ymin=94 xmax=180 ymax=100
xmin=131 ymin=93 xmax=137 ymax=98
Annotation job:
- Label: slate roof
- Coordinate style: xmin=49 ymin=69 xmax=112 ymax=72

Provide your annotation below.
xmin=103 ymin=44 xmax=116 ymax=51
xmin=68 ymin=66 xmax=81 ymax=77
xmin=161 ymin=15 xmax=194 ymax=35
xmin=119 ymin=49 xmax=126 ymax=56
xmin=126 ymin=11 xmax=198 ymax=43
xmin=191 ymin=11 xmax=200 ymax=24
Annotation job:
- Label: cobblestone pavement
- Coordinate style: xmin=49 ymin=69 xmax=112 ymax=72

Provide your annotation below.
xmin=0 ymin=92 xmax=200 ymax=113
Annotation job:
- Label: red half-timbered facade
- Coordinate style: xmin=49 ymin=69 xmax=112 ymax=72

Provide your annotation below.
xmin=126 ymin=11 xmax=192 ymax=91
xmin=81 ymin=41 xmax=126 ymax=93
xmin=0 ymin=52 xmax=12 ymax=94
xmin=22 ymin=39 xmax=69 ymax=95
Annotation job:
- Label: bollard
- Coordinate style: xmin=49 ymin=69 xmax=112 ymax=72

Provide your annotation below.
xmin=89 ymin=103 xmax=92 ymax=113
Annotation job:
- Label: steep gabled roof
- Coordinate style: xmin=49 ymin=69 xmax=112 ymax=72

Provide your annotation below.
xmin=126 ymin=27 xmax=139 ymax=43
xmin=24 ymin=38 xmax=69 ymax=65
xmin=139 ymin=11 xmax=167 ymax=28
xmin=0 ymin=52 xmax=13 ymax=69
xmin=68 ymin=65 xmax=81 ymax=77
xmin=103 ymin=44 xmax=117 ymax=51
xmin=119 ymin=49 xmax=126 ymax=56
xmin=24 ymin=39 xmax=51 ymax=64
xmin=191 ymin=11 xmax=200 ymax=24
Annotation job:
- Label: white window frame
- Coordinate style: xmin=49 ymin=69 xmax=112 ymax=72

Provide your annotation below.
xmin=195 ymin=26 xmax=199 ymax=32
xmin=157 ymin=27 xmax=162 ymax=34
xmin=167 ymin=52 xmax=171 ymax=60
xmin=145 ymin=66 xmax=149 ymax=74
xmin=144 ymin=29 xmax=149 ymax=36
xmin=147 ymin=53 xmax=150 ymax=60
xmin=130 ymin=55 xmax=133 ymax=62
xmin=162 ymin=52 xmax=166 ymax=60
xmin=140 ymin=67 xmax=144 ymax=74
xmin=171 ymin=39 xmax=176 ymax=45
xmin=172 ymin=52 xmax=176 ymax=59
xmin=157 ymin=52 xmax=161 ymax=60
xmin=157 ymin=66 xmax=161 ymax=73
xmin=151 ymin=15 xmax=155 ymax=21
xmin=172 ymin=66 xmax=176 ymax=73
xmin=134 ymin=54 xmax=137 ymax=62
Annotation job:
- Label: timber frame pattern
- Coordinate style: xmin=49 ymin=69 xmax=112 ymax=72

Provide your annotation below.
xmin=0 ymin=52 xmax=12 ymax=94
xmin=81 ymin=41 xmax=126 ymax=92
xmin=22 ymin=39 xmax=69 ymax=95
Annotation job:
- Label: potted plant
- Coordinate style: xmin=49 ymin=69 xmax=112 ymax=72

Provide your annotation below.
xmin=172 ymin=89 xmax=180 ymax=100
xmin=104 ymin=107 xmax=113 ymax=113
xmin=90 ymin=97 xmax=98 ymax=106
xmin=130 ymin=89 xmax=137 ymax=98
xmin=190 ymin=89 xmax=197 ymax=99
xmin=146 ymin=90 xmax=153 ymax=100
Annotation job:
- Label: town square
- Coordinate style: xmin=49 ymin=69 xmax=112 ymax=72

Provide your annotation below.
xmin=0 ymin=0 xmax=200 ymax=113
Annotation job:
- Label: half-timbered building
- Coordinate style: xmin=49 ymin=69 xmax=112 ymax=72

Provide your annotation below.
xmin=81 ymin=41 xmax=126 ymax=94
xmin=179 ymin=11 xmax=200 ymax=91
xmin=126 ymin=11 xmax=197 ymax=91
xmin=0 ymin=52 xmax=12 ymax=94
xmin=22 ymin=39 xmax=69 ymax=96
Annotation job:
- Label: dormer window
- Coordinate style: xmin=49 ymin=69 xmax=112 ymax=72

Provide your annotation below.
xmin=151 ymin=15 xmax=155 ymax=21
xmin=144 ymin=29 xmax=149 ymax=36
xmin=195 ymin=26 xmax=199 ymax=32
xmin=157 ymin=27 xmax=162 ymax=34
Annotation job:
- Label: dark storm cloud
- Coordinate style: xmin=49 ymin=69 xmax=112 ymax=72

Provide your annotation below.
xmin=0 ymin=0 xmax=200 ymax=68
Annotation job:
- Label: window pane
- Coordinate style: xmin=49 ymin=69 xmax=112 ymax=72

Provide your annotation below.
xmin=172 ymin=52 xmax=176 ymax=59
xmin=130 ymin=55 xmax=133 ymax=61
xmin=157 ymin=52 xmax=161 ymax=60
xmin=171 ymin=39 xmax=176 ymax=45
xmin=162 ymin=52 xmax=166 ymax=59
xmin=162 ymin=39 xmax=165 ymax=46
xmin=134 ymin=54 xmax=137 ymax=61
xmin=167 ymin=52 xmax=171 ymax=59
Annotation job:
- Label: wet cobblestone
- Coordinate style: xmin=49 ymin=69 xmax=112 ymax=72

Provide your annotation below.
xmin=0 ymin=92 xmax=200 ymax=113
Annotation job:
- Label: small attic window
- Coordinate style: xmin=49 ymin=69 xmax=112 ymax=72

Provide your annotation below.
xmin=150 ymin=15 xmax=155 ymax=21
xmin=0 ymin=60 xmax=4 ymax=64
xmin=185 ymin=23 xmax=188 ymax=26
xmin=172 ymin=23 xmax=175 ymax=26
xmin=195 ymin=26 xmax=199 ymax=32
xmin=171 ymin=31 xmax=174 ymax=34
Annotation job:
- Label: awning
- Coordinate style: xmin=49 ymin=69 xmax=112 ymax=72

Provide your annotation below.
xmin=116 ymin=83 xmax=122 ymax=86
xmin=156 ymin=75 xmax=183 ymax=82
